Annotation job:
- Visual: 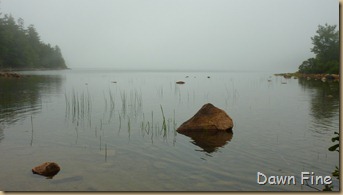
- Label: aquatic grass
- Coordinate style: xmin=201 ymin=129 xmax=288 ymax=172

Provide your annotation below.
xmin=134 ymin=89 xmax=143 ymax=116
xmin=64 ymin=88 xmax=93 ymax=129
xmin=127 ymin=116 xmax=131 ymax=140
xmin=173 ymin=109 xmax=177 ymax=145
xmin=151 ymin=122 xmax=154 ymax=144
xmin=137 ymin=89 xmax=143 ymax=107
xmin=62 ymin=85 xmax=182 ymax=145
xmin=160 ymin=105 xmax=167 ymax=133
xmin=151 ymin=111 xmax=154 ymax=130
xmin=80 ymin=92 xmax=84 ymax=119
xmin=108 ymin=89 xmax=115 ymax=108
xmin=64 ymin=90 xmax=70 ymax=118
xmin=118 ymin=114 xmax=122 ymax=131
xmin=145 ymin=121 xmax=150 ymax=134
xmin=120 ymin=90 xmax=127 ymax=116
xmin=76 ymin=91 xmax=80 ymax=121
xmin=30 ymin=115 xmax=33 ymax=146
xmin=127 ymin=116 xmax=131 ymax=130
xmin=140 ymin=113 xmax=145 ymax=136
xmin=141 ymin=121 xmax=145 ymax=136
xmin=167 ymin=118 xmax=171 ymax=132
xmin=75 ymin=126 xmax=79 ymax=144
xmin=125 ymin=88 xmax=143 ymax=118
xmin=99 ymin=135 xmax=102 ymax=151
xmin=157 ymin=86 xmax=164 ymax=98
xmin=108 ymin=89 xmax=116 ymax=122
xmin=86 ymin=91 xmax=92 ymax=128
xmin=71 ymin=89 xmax=76 ymax=122
xmin=173 ymin=109 xmax=176 ymax=131
xmin=105 ymin=144 xmax=107 ymax=162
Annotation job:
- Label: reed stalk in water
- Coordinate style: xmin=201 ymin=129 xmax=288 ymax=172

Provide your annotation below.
xmin=128 ymin=116 xmax=131 ymax=138
xmin=30 ymin=115 xmax=33 ymax=146
xmin=118 ymin=114 xmax=122 ymax=131
xmin=160 ymin=105 xmax=167 ymax=132
xmin=100 ymin=135 xmax=102 ymax=151
xmin=105 ymin=144 xmax=107 ymax=162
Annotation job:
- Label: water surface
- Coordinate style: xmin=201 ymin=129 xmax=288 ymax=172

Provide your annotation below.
xmin=0 ymin=69 xmax=339 ymax=191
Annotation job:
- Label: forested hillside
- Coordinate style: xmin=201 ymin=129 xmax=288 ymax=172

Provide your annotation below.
xmin=0 ymin=14 xmax=67 ymax=70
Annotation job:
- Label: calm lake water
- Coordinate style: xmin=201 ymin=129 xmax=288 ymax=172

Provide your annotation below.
xmin=0 ymin=69 xmax=339 ymax=191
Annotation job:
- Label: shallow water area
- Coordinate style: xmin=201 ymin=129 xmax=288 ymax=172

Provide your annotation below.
xmin=0 ymin=69 xmax=339 ymax=191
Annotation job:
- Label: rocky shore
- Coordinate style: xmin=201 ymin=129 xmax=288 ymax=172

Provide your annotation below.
xmin=0 ymin=67 xmax=70 ymax=78
xmin=0 ymin=71 xmax=23 ymax=78
xmin=275 ymin=72 xmax=339 ymax=82
xmin=0 ymin=67 xmax=70 ymax=71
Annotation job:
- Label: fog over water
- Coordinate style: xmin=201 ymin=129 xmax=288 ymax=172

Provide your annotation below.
xmin=0 ymin=0 xmax=339 ymax=72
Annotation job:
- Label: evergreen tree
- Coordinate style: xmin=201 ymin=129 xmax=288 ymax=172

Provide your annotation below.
xmin=0 ymin=12 xmax=67 ymax=70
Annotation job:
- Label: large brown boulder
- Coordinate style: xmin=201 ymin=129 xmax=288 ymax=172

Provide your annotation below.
xmin=32 ymin=162 xmax=60 ymax=179
xmin=176 ymin=103 xmax=233 ymax=133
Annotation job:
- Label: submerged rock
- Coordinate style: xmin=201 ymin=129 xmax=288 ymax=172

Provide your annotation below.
xmin=176 ymin=103 xmax=233 ymax=133
xmin=32 ymin=162 xmax=60 ymax=179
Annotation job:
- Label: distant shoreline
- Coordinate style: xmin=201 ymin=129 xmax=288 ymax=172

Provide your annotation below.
xmin=0 ymin=67 xmax=70 ymax=72
xmin=0 ymin=67 xmax=70 ymax=78
xmin=275 ymin=72 xmax=339 ymax=82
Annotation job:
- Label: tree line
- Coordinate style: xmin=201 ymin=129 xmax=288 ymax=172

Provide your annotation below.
xmin=298 ymin=24 xmax=339 ymax=74
xmin=0 ymin=13 xmax=67 ymax=70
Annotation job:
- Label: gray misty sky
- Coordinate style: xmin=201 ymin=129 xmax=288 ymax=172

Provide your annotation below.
xmin=0 ymin=0 xmax=339 ymax=72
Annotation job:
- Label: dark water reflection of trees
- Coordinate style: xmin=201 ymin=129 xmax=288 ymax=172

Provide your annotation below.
xmin=298 ymin=78 xmax=339 ymax=132
xmin=0 ymin=75 xmax=63 ymax=126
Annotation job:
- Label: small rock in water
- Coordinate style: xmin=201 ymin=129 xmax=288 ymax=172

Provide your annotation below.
xmin=32 ymin=162 xmax=61 ymax=179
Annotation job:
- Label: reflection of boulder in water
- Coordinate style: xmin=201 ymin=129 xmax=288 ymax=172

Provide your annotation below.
xmin=179 ymin=130 xmax=233 ymax=153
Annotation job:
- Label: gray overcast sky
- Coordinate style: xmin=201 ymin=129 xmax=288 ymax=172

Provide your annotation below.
xmin=0 ymin=0 xmax=339 ymax=72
